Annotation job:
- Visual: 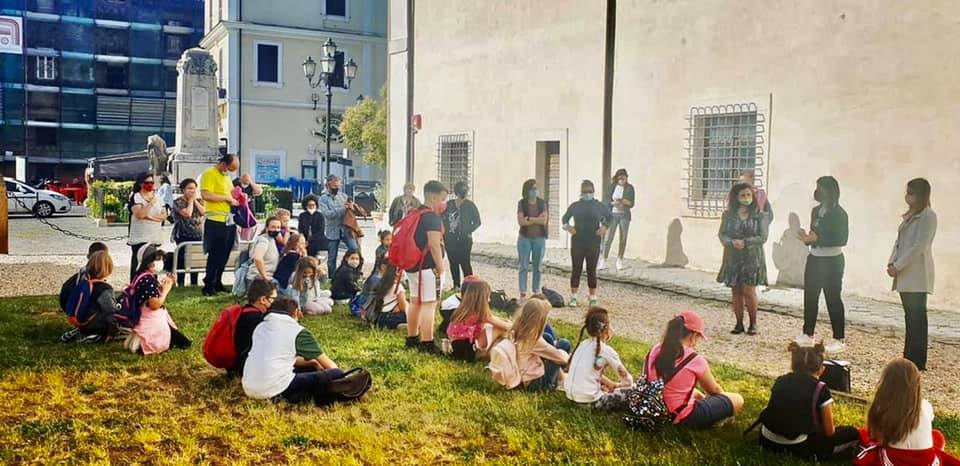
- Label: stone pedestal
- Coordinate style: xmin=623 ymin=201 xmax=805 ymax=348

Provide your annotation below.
xmin=169 ymin=48 xmax=220 ymax=185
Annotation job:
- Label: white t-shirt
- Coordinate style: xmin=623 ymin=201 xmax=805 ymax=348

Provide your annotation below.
xmin=242 ymin=313 xmax=303 ymax=399
xmin=611 ymin=185 xmax=625 ymax=214
xmin=565 ymin=338 xmax=631 ymax=403
xmin=381 ymin=287 xmax=404 ymax=314
xmin=127 ymin=192 xmax=165 ymax=245
xmin=247 ymin=235 xmax=280 ymax=281
xmin=890 ymin=399 xmax=934 ymax=450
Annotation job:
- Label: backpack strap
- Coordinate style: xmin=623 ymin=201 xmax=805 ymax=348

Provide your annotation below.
xmin=811 ymin=381 xmax=826 ymax=435
xmin=664 ymin=352 xmax=700 ymax=417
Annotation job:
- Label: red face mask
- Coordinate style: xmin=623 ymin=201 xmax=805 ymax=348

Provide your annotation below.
xmin=142 ymin=181 xmax=154 ymax=192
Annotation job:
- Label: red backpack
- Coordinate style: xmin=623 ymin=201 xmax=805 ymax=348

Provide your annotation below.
xmin=388 ymin=207 xmax=431 ymax=272
xmin=203 ymin=304 xmax=261 ymax=369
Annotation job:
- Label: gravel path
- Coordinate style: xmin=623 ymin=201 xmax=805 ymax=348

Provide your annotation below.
xmin=469 ymin=261 xmax=960 ymax=414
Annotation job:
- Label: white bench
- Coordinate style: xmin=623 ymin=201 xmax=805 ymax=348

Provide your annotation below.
xmin=172 ymin=240 xmax=253 ymax=277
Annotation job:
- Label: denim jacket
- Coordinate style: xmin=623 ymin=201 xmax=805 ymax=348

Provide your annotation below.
xmin=319 ymin=190 xmax=349 ymax=240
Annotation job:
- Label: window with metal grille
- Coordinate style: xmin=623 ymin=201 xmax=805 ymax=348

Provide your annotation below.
xmin=684 ymin=103 xmax=766 ymax=218
xmin=436 ymin=133 xmax=472 ymax=197
xmin=35 ymin=56 xmax=56 ymax=81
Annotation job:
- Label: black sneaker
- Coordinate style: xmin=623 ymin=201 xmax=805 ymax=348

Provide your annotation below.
xmin=78 ymin=334 xmax=103 ymax=344
xmin=215 ymin=283 xmax=227 ymax=293
xmin=202 ymin=288 xmax=217 ymax=297
xmin=730 ymin=324 xmax=745 ymax=335
xmin=417 ymin=341 xmax=442 ymax=355
xmin=404 ymin=336 xmax=419 ymax=349
xmin=59 ymin=328 xmax=80 ymax=343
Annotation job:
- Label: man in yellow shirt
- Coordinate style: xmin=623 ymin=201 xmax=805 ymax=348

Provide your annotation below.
xmin=201 ymin=153 xmax=240 ymax=296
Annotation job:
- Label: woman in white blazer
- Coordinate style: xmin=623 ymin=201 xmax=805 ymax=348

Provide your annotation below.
xmin=887 ymin=178 xmax=937 ymax=370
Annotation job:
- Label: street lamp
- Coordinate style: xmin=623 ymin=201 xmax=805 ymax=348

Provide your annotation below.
xmin=302 ymin=38 xmax=358 ymax=182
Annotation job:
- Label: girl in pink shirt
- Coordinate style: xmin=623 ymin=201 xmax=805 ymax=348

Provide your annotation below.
xmin=646 ymin=310 xmax=744 ymax=428
xmin=446 ymin=277 xmax=511 ymax=361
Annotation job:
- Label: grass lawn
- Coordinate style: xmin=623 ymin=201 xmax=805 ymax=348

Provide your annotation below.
xmin=1 ymin=289 xmax=958 ymax=465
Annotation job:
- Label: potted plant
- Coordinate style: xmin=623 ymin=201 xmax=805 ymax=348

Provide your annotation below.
xmin=103 ymin=193 xmax=122 ymax=224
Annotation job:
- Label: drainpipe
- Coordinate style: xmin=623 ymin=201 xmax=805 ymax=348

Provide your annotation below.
xmin=601 ymin=0 xmax=616 ymax=197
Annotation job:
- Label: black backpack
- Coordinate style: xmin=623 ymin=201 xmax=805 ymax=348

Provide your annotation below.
xmin=541 ymin=287 xmax=565 ymax=308
xmin=624 ymin=351 xmax=699 ymax=430
xmin=489 ymin=290 xmax=510 ymax=310
xmin=317 ymin=368 xmax=373 ymax=405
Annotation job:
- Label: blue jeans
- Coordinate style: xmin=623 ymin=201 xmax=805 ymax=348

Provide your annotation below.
xmin=527 ymin=335 xmax=571 ymax=391
xmin=517 ymin=236 xmax=546 ymax=294
xmin=326 ymin=236 xmax=360 ymax=279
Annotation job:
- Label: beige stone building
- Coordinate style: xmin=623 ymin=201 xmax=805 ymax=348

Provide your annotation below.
xmin=387 ymin=0 xmax=960 ymax=309
xmin=201 ymin=0 xmax=387 ymax=185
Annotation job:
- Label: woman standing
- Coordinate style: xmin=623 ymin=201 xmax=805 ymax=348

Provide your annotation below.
xmin=127 ymin=173 xmax=167 ymax=281
xmin=444 ymin=181 xmax=482 ymax=289
xmin=797 ymin=176 xmax=849 ymax=353
xmin=600 ymin=168 xmax=635 ymax=272
xmin=561 ymin=180 xmax=610 ymax=307
xmin=517 ymin=179 xmax=548 ymax=298
xmin=888 ymin=178 xmax=937 ymax=371
xmin=172 ymin=178 xmax=205 ymax=287
xmin=717 ymin=183 xmax=769 ymax=335
xmin=297 ymin=195 xmax=327 ymax=258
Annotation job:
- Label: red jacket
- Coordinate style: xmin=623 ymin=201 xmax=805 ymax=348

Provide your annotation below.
xmin=854 ymin=429 xmax=960 ymax=466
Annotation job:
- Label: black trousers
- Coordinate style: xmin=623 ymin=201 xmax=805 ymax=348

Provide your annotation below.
xmin=203 ymin=219 xmax=236 ymax=291
xmin=129 ymin=243 xmax=147 ymax=281
xmin=570 ymin=241 xmax=600 ymax=289
xmin=759 ymin=426 xmax=859 ymax=461
xmin=280 ymin=367 xmax=347 ymax=405
xmin=445 ymin=236 xmax=474 ymax=288
xmin=901 ymin=292 xmax=928 ymax=370
xmin=803 ymin=254 xmax=846 ymax=339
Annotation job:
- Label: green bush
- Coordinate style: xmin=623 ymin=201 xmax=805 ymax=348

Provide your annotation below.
xmin=86 ymin=181 xmax=133 ymax=223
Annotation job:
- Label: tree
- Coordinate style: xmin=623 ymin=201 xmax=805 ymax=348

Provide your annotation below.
xmin=340 ymin=86 xmax=387 ymax=168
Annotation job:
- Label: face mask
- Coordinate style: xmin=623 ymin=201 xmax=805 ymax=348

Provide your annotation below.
xmin=527 ymin=189 xmax=538 ymax=199
xmin=307 ymin=207 xmax=316 ymax=214
xmin=268 ymin=230 xmax=280 ymax=238
xmin=348 ymin=259 xmax=360 ymax=268
xmin=142 ymin=182 xmax=154 ymax=192
xmin=329 ymin=187 xmax=339 ymax=196
xmin=581 ymin=192 xmax=594 ymax=201
xmin=153 ymin=260 xmax=164 ymax=273
xmin=739 ymin=197 xmax=753 ymax=207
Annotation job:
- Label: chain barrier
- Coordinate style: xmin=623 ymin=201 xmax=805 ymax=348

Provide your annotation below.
xmin=10 ymin=195 xmax=129 ymax=242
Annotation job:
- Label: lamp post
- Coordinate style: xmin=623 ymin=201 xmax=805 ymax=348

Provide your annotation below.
xmin=302 ymin=38 xmax=359 ymax=182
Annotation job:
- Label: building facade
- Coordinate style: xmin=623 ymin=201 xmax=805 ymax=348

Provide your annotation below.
xmin=388 ymin=0 xmax=960 ymax=309
xmin=201 ymin=0 xmax=386 ymax=187
xmin=0 ymin=0 xmax=203 ymax=181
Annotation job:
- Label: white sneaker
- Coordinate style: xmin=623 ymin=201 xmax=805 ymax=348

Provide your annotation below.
xmin=589 ymin=296 xmax=598 ymax=306
xmin=794 ymin=334 xmax=815 ymax=347
xmin=616 ymin=258 xmax=624 ymax=271
xmin=568 ymin=297 xmax=579 ymax=307
xmin=825 ymin=338 xmax=846 ymax=354
xmin=597 ymin=258 xmax=607 ymax=270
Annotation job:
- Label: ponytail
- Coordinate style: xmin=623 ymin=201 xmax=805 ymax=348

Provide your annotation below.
xmin=568 ymin=307 xmax=611 ymax=367
xmin=654 ymin=317 xmax=691 ymax=379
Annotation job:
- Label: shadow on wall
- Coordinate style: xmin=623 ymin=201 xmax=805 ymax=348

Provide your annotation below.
xmin=659 ymin=218 xmax=688 ymax=268
xmin=772 ymin=212 xmax=808 ymax=288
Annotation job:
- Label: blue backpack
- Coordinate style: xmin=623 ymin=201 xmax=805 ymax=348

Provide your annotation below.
xmin=349 ymin=293 xmax=369 ymax=318
xmin=64 ymin=272 xmax=95 ymax=327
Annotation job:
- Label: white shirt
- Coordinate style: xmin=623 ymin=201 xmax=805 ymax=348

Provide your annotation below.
xmin=890 ymin=399 xmax=934 ymax=450
xmin=611 ymin=185 xmax=625 ymax=214
xmin=565 ymin=338 xmax=631 ymax=403
xmin=241 ymin=313 xmax=304 ymax=399
xmin=247 ymin=235 xmax=280 ymax=281
xmin=127 ymin=192 xmax=165 ymax=246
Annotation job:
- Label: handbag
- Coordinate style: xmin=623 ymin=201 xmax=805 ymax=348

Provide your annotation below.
xmin=820 ymin=360 xmax=851 ymax=393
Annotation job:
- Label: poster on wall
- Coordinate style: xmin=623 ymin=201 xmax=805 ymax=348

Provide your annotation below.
xmin=254 ymin=153 xmax=283 ymax=184
xmin=0 ymin=16 xmax=24 ymax=55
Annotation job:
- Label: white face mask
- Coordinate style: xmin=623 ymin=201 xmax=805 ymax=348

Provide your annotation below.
xmin=348 ymin=259 xmax=361 ymax=268
xmin=307 ymin=207 xmax=317 ymax=214
xmin=153 ymin=260 xmax=165 ymax=273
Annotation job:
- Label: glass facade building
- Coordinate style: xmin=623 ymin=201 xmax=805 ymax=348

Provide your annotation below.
xmin=0 ymin=0 xmax=203 ymax=181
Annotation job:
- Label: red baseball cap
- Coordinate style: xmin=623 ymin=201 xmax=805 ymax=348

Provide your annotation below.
xmin=678 ymin=310 xmax=706 ymax=339
xmin=462 ymin=275 xmax=481 ymax=283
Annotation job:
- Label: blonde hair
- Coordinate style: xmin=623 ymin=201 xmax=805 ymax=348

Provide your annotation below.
xmin=511 ymin=298 xmax=551 ymax=353
xmin=451 ymin=279 xmax=492 ymax=324
xmin=291 ymin=256 xmax=320 ymax=292
xmin=86 ymin=251 xmax=113 ymax=280
xmin=274 ymin=208 xmax=291 ymax=220
xmin=867 ymin=358 xmax=923 ymax=446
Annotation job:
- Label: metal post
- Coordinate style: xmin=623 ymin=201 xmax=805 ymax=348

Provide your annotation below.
xmin=325 ymin=84 xmax=333 ymax=180
xmin=0 ymin=173 xmax=8 ymax=254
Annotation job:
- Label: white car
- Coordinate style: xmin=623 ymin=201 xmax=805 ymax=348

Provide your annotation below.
xmin=5 ymin=179 xmax=73 ymax=218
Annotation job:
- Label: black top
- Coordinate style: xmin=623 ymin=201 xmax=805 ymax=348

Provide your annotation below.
xmin=517 ymin=198 xmax=548 ymax=239
xmin=274 ymin=252 xmax=301 ymax=289
xmin=297 ymin=210 xmax=326 ymax=247
xmin=408 ymin=206 xmax=444 ymax=272
xmin=810 ymin=204 xmax=849 ymax=248
xmin=760 ymin=372 xmax=832 ymax=440
xmin=561 ymin=199 xmax=611 ymax=247
xmin=134 ymin=274 xmax=162 ymax=311
xmin=443 ymin=199 xmax=481 ymax=240
xmin=331 ymin=265 xmax=363 ymax=300
xmin=233 ymin=307 xmax=264 ymax=374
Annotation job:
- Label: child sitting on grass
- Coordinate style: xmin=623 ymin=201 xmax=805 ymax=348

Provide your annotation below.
xmin=375 ymin=230 xmax=392 ymax=263
xmin=273 ymin=207 xmax=294 ymax=252
xmin=646 ymin=310 xmax=743 ymax=428
xmin=274 ymin=232 xmax=306 ymax=293
xmin=242 ymin=297 xmax=347 ymax=405
xmin=125 ymin=245 xmax=191 ymax=355
xmin=446 ymin=276 xmax=512 ymax=362
xmin=289 ymin=257 xmax=333 ymax=315
xmin=565 ymin=306 xmax=633 ymax=410
xmin=58 ymin=241 xmax=110 ymax=342
xmin=60 ymin=250 xmax=123 ymax=344
xmin=331 ymin=249 xmax=364 ymax=304
xmin=854 ymin=358 xmax=960 ymax=466
xmin=488 ymin=297 xmax=570 ymax=391
xmin=364 ymin=259 xmax=408 ymax=329
xmin=755 ymin=342 xmax=859 ymax=460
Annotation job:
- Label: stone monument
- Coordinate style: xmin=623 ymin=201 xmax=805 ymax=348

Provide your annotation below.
xmin=169 ymin=48 xmax=220 ymax=185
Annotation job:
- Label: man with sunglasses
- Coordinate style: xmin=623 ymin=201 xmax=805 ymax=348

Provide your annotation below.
xmin=228 ymin=278 xmax=278 ymax=378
